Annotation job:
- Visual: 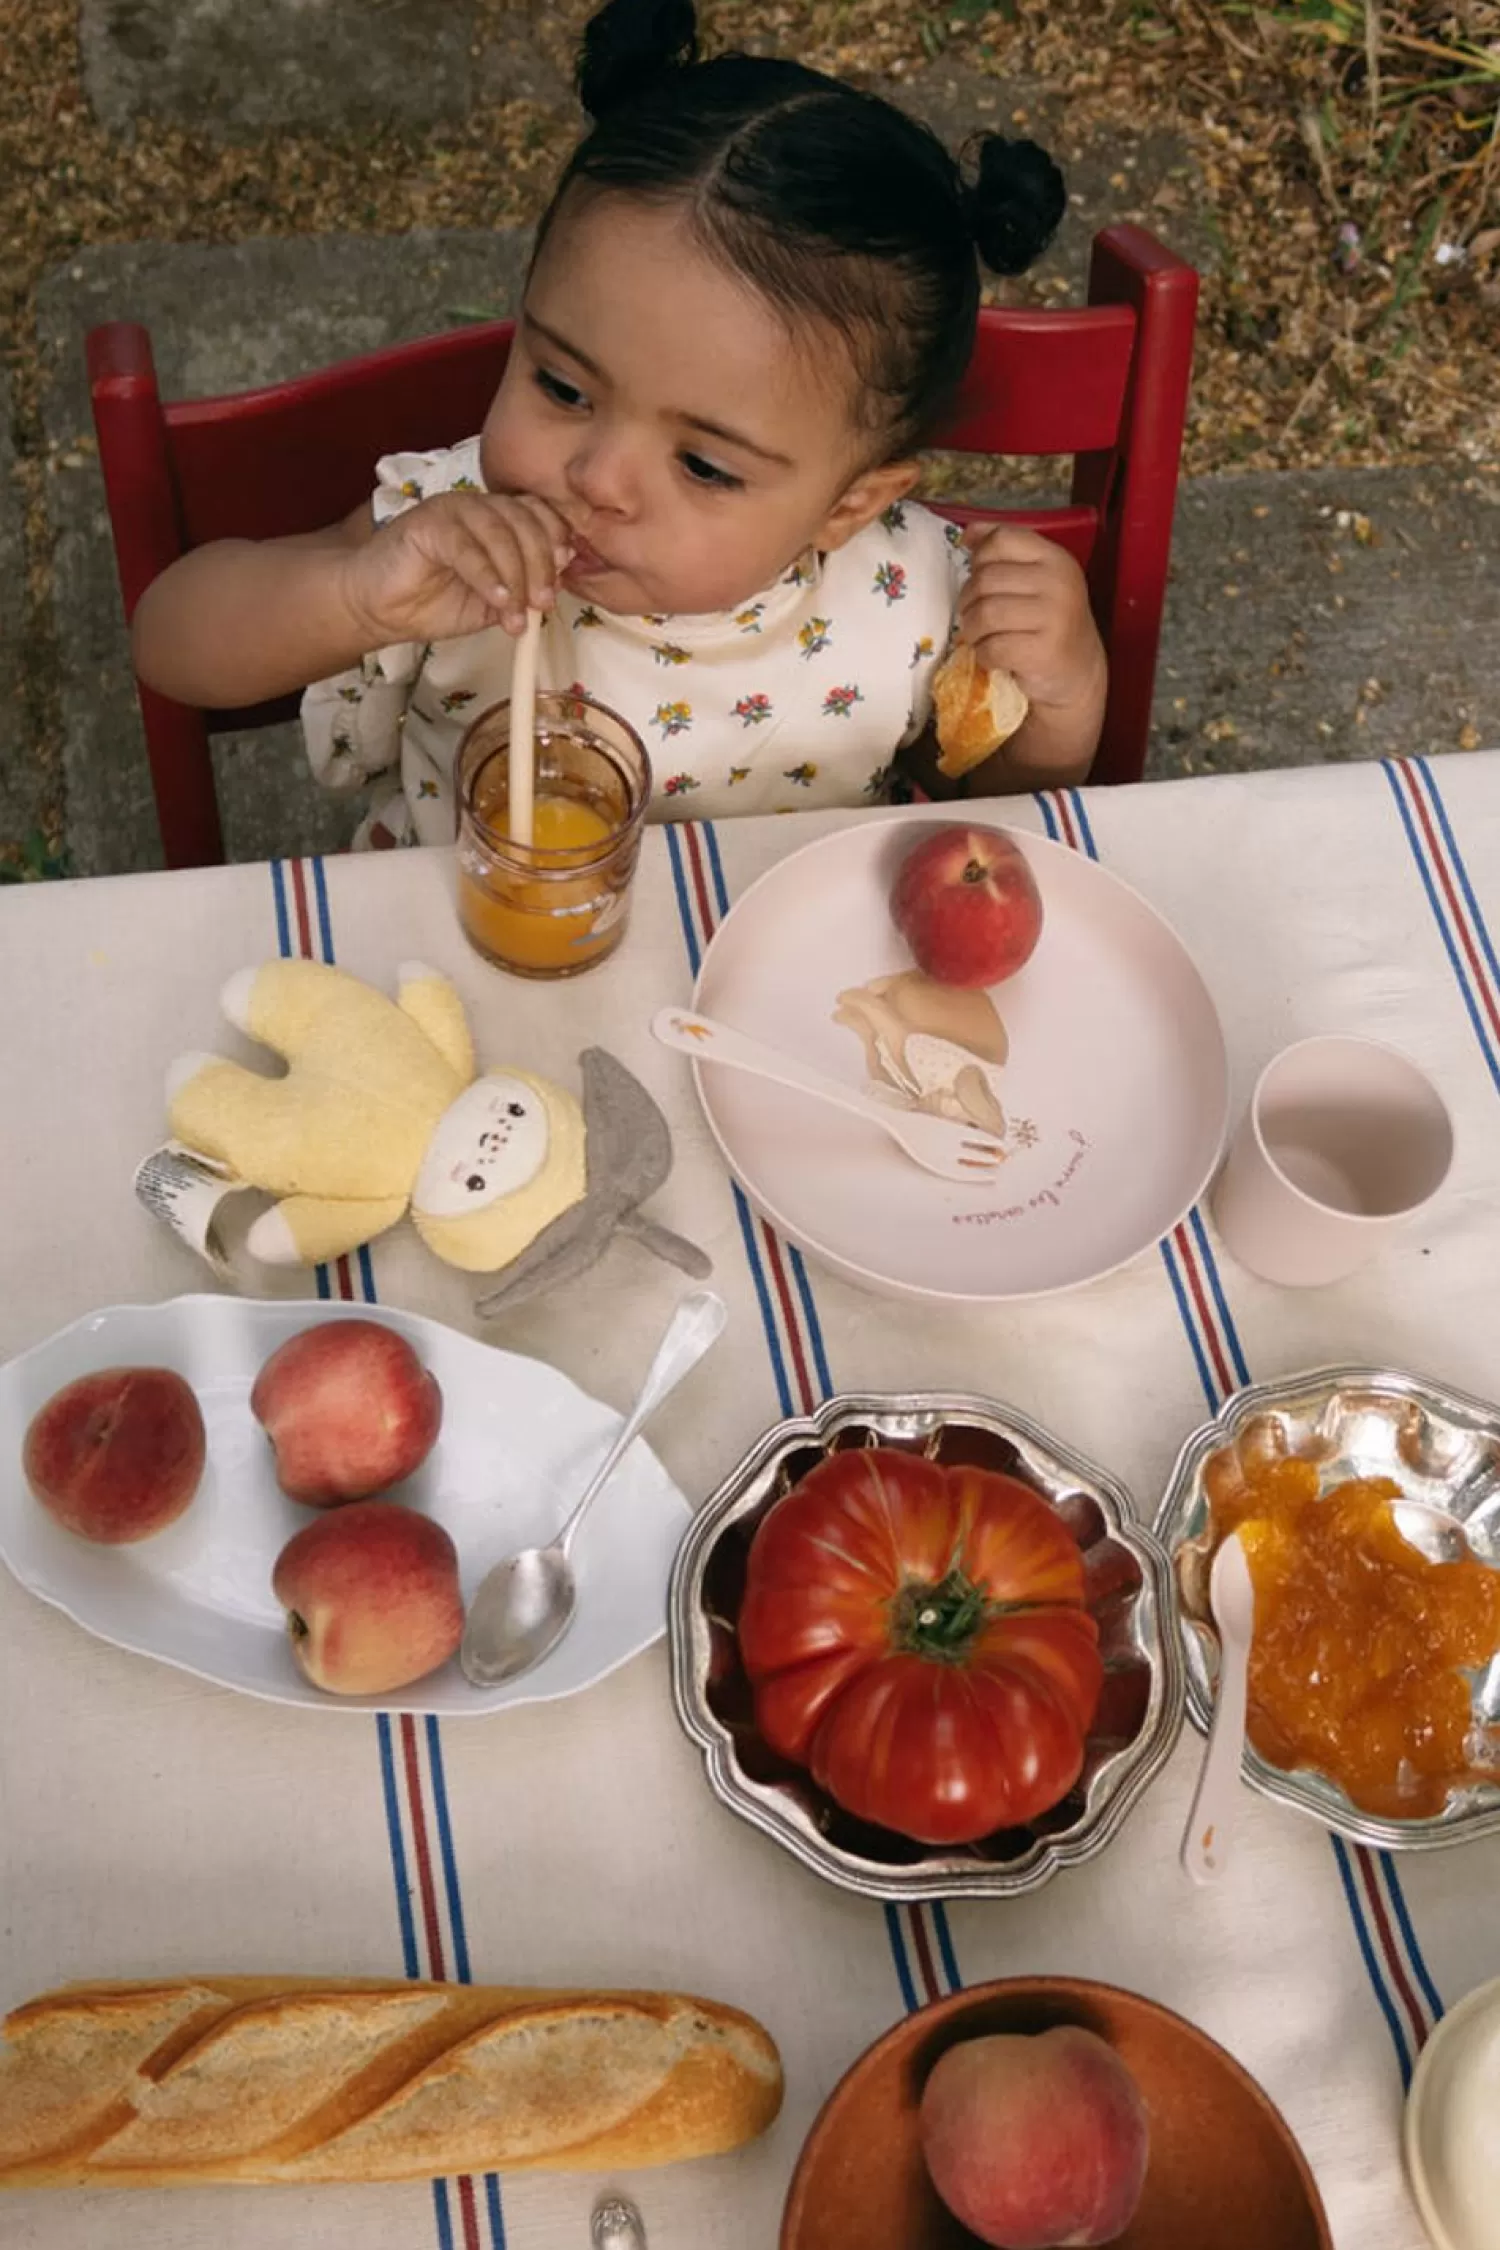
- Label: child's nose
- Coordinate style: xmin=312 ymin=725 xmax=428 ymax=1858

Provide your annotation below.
xmin=566 ymin=433 xmax=637 ymax=517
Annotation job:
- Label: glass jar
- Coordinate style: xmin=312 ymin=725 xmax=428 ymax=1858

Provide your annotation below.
xmin=455 ymin=690 xmax=652 ymax=978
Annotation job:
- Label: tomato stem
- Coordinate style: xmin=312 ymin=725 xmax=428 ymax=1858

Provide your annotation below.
xmin=892 ymin=1569 xmax=990 ymax=1661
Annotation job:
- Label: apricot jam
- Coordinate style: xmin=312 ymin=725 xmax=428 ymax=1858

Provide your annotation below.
xmin=1209 ymin=1460 xmax=1500 ymax=1818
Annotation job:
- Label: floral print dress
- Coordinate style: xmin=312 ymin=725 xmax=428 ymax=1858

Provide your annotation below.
xmin=301 ymin=437 xmax=969 ymax=846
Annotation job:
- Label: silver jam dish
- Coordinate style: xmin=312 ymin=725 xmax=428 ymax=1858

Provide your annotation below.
xmin=1156 ymin=1363 xmax=1500 ymax=1851
xmin=668 ymin=1391 xmax=1183 ymax=1902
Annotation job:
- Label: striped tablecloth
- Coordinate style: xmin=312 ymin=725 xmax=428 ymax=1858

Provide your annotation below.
xmin=3 ymin=752 xmax=1499 ymax=2250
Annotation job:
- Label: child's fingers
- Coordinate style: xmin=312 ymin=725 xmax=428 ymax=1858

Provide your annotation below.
xmin=442 ymin=526 xmax=529 ymax=631
xmin=958 ymin=571 xmax=1050 ymax=619
xmin=453 ymin=503 xmax=563 ymax=622
xmin=507 ymin=492 xmax=576 ymax=567
xmin=961 ymin=521 xmax=1057 ymax=565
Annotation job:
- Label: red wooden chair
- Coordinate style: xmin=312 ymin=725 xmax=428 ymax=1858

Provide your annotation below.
xmin=87 ymin=221 xmax=1197 ymax=868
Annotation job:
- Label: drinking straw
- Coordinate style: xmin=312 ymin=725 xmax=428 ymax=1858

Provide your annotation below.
xmin=509 ymin=607 xmax=542 ymax=849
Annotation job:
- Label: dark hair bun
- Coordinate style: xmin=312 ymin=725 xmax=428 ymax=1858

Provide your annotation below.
xmin=962 ymin=135 xmax=1067 ymax=276
xmin=577 ymin=0 xmax=699 ymax=120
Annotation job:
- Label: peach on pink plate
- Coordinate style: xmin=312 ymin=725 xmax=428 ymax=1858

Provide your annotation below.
xmin=683 ymin=812 xmax=1228 ymax=1303
xmin=0 ymin=1295 xmax=690 ymax=1713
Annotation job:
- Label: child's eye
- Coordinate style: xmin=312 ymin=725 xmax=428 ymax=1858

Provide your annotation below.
xmin=535 ymin=367 xmax=587 ymax=410
xmin=680 ymin=451 xmax=743 ymax=491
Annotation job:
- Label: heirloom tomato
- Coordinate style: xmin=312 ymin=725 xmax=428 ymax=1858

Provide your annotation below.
xmin=738 ymin=1447 xmax=1102 ymax=1844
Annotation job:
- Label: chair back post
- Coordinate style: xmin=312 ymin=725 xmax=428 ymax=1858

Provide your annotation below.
xmin=1074 ymin=223 xmax=1199 ymax=787
xmin=87 ymin=323 xmax=223 ymax=866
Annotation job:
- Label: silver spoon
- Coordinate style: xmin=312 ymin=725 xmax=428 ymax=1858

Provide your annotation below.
xmin=592 ymin=2195 xmax=646 ymax=2249
xmin=460 ymin=1290 xmax=727 ymax=1687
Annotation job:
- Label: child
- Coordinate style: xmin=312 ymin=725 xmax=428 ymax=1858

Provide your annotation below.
xmin=132 ymin=0 xmax=1107 ymax=843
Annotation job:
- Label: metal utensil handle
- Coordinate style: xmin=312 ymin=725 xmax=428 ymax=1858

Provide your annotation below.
xmin=556 ymin=1290 xmax=728 ymax=1559
xmin=652 ymin=1007 xmax=881 ymax=1125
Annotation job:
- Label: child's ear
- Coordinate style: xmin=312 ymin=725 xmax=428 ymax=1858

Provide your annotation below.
xmin=816 ymin=458 xmax=922 ymax=552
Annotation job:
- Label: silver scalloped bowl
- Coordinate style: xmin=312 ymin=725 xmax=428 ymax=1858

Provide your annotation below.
xmin=668 ymin=1392 xmax=1184 ymax=1901
xmin=1155 ymin=1364 xmax=1500 ymax=1851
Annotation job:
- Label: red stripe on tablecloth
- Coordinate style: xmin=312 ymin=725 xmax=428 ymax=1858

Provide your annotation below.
xmin=1048 ymin=791 xmax=1081 ymax=853
xmin=760 ymin=1220 xmax=818 ymax=1411
xmin=682 ymin=818 xmax=719 ymax=943
xmin=1170 ymin=1223 xmax=1236 ymax=1399
xmin=289 ymin=855 xmax=315 ymax=960
xmin=456 ymin=2174 xmax=483 ymax=2250
xmin=1354 ymin=1844 xmax=1432 ymax=2054
xmin=400 ymin=1713 xmax=449 ymax=1982
xmin=906 ymin=1905 xmax=942 ymax=2004
xmin=1393 ymin=760 xmax=1500 ymax=1042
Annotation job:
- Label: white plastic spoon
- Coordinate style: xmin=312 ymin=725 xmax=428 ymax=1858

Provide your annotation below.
xmin=1180 ymin=1532 xmax=1254 ymax=1885
xmin=508 ymin=606 xmax=542 ymax=849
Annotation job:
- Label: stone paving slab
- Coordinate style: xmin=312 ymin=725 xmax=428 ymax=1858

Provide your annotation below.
xmin=80 ymin=0 xmax=475 ymax=136
xmin=35 ymin=229 xmax=534 ymax=876
xmin=0 ymin=378 xmax=50 ymax=860
xmin=1153 ymin=464 xmax=1497 ymax=778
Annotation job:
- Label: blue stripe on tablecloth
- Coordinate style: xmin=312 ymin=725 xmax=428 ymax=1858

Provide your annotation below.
xmin=731 ymin=1185 xmax=794 ymax=1420
xmin=311 ymin=853 xmax=336 ymax=967
xmin=1158 ymin=1236 xmax=1220 ymax=1413
xmin=1046 ymin=785 xmax=1440 ymax=2073
xmin=666 ymin=824 xmax=702 ymax=977
xmin=271 ymin=858 xmax=292 ymax=957
xmin=669 ymin=818 xmax=963 ymax=2013
xmin=1066 ymin=786 xmax=1099 ymax=860
xmin=377 ymin=1713 xmax=421 ymax=1979
xmin=882 ymin=1904 xmax=920 ymax=2014
xmin=1187 ymin=1208 xmax=1251 ymax=1388
xmin=426 ymin=1713 xmax=473 ymax=1985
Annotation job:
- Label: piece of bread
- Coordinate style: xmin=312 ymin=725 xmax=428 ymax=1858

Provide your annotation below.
xmin=0 ymin=1977 xmax=784 ymax=2187
xmin=932 ymin=640 xmax=1030 ymax=777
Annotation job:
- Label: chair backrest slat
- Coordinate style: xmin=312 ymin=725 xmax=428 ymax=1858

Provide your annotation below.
xmin=935 ymin=306 xmax=1136 ymax=456
xmin=167 ymin=324 xmax=515 ymax=548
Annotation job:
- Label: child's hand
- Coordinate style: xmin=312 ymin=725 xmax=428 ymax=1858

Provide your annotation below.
xmin=959 ymin=524 xmax=1106 ymax=717
xmin=342 ymin=490 xmax=576 ymax=647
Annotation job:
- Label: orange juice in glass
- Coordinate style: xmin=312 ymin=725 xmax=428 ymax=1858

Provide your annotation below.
xmin=455 ymin=691 xmax=652 ymax=978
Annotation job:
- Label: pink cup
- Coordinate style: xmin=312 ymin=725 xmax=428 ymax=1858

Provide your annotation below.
xmin=1209 ymin=1035 xmax=1454 ymax=1288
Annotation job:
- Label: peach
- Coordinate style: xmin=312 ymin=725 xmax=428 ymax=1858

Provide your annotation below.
xmin=251 ymin=1319 xmax=442 ymax=1505
xmin=891 ymin=825 xmax=1044 ymax=990
xmin=271 ymin=1500 xmax=464 ymax=1696
xmin=23 ymin=1367 xmax=205 ymax=1544
xmin=919 ymin=2025 xmax=1149 ymax=2249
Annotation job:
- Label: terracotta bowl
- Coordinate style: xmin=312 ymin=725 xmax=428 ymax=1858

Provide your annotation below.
xmin=781 ymin=1978 xmax=1332 ymax=2250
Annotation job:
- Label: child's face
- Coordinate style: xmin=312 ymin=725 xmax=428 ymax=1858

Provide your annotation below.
xmin=479 ymin=192 xmax=915 ymax=618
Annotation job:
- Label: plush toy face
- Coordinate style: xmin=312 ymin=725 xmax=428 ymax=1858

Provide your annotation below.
xmin=412 ymin=1075 xmax=551 ymax=1219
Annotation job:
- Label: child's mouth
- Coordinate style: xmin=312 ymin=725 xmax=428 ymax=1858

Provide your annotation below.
xmin=564 ymin=535 xmax=612 ymax=579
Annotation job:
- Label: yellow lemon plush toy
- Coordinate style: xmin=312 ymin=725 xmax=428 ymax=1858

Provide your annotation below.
xmin=156 ymin=960 xmax=707 ymax=1309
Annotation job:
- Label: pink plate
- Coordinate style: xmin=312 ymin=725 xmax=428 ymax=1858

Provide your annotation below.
xmin=690 ymin=814 xmax=1228 ymax=1303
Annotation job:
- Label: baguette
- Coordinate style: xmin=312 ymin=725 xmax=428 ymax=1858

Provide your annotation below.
xmin=932 ymin=639 xmax=1030 ymax=778
xmin=0 ymin=1976 xmax=784 ymax=2187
